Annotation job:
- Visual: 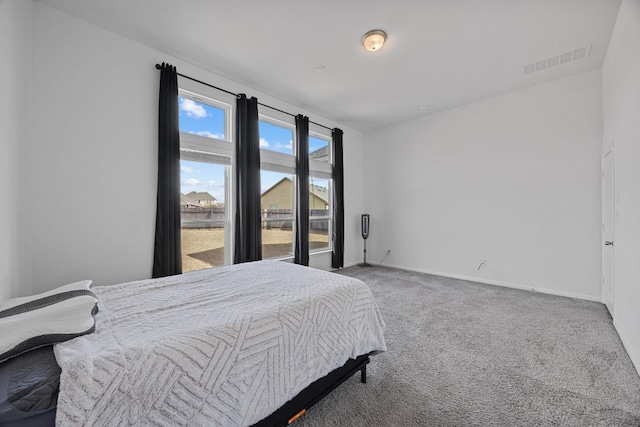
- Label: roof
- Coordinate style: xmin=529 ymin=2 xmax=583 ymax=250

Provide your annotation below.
xmin=186 ymin=191 xmax=216 ymax=202
xmin=261 ymin=177 xmax=329 ymax=203
xmin=180 ymin=194 xmax=204 ymax=207
xmin=309 ymin=146 xmax=329 ymax=162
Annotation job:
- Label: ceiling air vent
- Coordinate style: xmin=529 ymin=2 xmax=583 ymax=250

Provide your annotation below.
xmin=524 ymin=45 xmax=591 ymax=75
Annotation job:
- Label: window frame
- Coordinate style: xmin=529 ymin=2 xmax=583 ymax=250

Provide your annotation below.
xmin=259 ymin=113 xmax=297 ymax=260
xmin=177 ymin=87 xmax=234 ymax=268
xmin=308 ymin=126 xmax=333 ymax=254
xmin=175 ymin=83 xmax=336 ymax=266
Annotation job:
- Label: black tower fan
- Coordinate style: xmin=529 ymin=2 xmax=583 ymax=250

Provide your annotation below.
xmin=361 ymin=214 xmax=371 ymax=267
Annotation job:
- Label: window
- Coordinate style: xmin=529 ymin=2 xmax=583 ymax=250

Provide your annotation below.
xmin=309 ymin=135 xmax=329 ymax=163
xmin=259 ymin=120 xmax=294 ymax=155
xmin=259 ymin=119 xmax=333 ymax=259
xmin=178 ymin=90 xmax=232 ymax=272
xmin=309 ymin=130 xmax=333 ymax=253
xmin=310 ymin=177 xmax=330 ymax=250
xmin=176 ymin=86 xmax=335 ymax=267
xmin=259 ymin=117 xmax=296 ymax=259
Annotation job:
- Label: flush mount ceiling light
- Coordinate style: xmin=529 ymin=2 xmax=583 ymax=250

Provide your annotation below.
xmin=362 ymin=30 xmax=387 ymax=52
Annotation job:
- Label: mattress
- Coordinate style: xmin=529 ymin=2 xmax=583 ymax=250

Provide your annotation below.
xmin=0 ymin=346 xmax=59 ymax=427
xmin=54 ymin=260 xmax=386 ymax=426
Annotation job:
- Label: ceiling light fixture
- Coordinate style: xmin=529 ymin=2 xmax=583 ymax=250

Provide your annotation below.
xmin=362 ymin=30 xmax=387 ymax=52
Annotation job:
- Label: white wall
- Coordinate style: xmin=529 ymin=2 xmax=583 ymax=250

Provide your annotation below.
xmin=336 ymin=130 xmax=366 ymax=269
xmin=602 ymin=0 xmax=640 ymax=374
xmin=0 ymin=0 xmax=32 ymax=300
xmin=364 ymin=70 xmax=603 ymax=300
xmin=26 ymin=3 xmax=364 ymax=293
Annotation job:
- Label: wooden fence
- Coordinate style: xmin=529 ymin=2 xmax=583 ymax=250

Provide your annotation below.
xmin=181 ymin=207 xmax=329 ymax=232
xmin=181 ymin=207 xmax=226 ymax=229
xmin=262 ymin=209 xmax=330 ymax=232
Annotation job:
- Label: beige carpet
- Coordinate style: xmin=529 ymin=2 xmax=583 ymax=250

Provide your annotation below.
xmin=296 ymin=265 xmax=640 ymax=427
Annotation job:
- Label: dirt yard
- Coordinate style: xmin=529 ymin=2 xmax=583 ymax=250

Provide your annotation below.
xmin=181 ymin=228 xmax=329 ymax=272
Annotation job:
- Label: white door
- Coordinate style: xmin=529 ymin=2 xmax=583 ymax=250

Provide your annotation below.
xmin=602 ymin=144 xmax=615 ymax=316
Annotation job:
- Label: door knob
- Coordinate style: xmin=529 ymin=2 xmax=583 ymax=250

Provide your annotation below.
xmin=605 ymin=241 xmax=614 ymax=246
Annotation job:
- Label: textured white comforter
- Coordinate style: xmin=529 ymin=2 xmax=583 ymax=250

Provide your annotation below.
xmin=53 ymin=261 xmax=386 ymax=426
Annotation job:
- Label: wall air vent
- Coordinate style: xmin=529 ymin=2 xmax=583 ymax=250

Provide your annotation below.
xmin=524 ymin=45 xmax=591 ymax=75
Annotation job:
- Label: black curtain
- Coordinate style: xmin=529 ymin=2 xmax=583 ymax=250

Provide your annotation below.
xmin=294 ymin=115 xmax=310 ymax=266
xmin=332 ymin=128 xmax=345 ymax=269
xmin=234 ymin=94 xmax=262 ymax=263
xmin=153 ymin=63 xmax=182 ymax=278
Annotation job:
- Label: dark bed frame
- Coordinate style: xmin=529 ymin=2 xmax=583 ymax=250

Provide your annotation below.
xmin=253 ymin=353 xmax=371 ymax=426
xmin=1 ymin=351 xmax=371 ymax=427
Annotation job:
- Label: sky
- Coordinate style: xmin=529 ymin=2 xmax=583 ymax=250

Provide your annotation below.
xmin=178 ymin=96 xmax=329 ymax=205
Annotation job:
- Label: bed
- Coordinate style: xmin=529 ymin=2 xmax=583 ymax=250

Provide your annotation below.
xmin=0 ymin=260 xmax=387 ymax=426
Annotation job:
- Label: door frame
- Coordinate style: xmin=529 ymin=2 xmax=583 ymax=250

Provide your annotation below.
xmin=602 ymin=142 xmax=615 ymax=316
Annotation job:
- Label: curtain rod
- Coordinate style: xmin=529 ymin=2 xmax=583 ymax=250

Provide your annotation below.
xmin=155 ymin=64 xmax=334 ymax=132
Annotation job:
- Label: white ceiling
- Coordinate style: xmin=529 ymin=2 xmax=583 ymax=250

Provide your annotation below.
xmin=37 ymin=0 xmax=622 ymax=132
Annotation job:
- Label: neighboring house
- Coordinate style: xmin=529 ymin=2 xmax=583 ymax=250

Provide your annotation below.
xmin=180 ymin=194 xmax=204 ymax=208
xmin=309 ymin=183 xmax=329 ymax=210
xmin=185 ymin=191 xmax=217 ymax=206
xmin=309 ymin=145 xmax=329 ymax=162
xmin=261 ymin=177 xmax=328 ymax=211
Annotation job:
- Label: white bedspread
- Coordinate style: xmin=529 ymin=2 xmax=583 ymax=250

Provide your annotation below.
xmin=53 ymin=261 xmax=386 ymax=426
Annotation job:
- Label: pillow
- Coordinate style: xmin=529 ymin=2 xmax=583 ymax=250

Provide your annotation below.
xmin=0 ymin=280 xmax=99 ymax=363
xmin=0 ymin=280 xmax=94 ymax=311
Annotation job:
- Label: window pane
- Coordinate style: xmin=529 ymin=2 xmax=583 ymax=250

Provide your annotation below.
xmin=310 ymin=219 xmax=330 ymax=250
xmin=309 ymin=136 xmax=329 ymax=162
xmin=181 ymin=161 xmax=226 ymax=272
xmin=309 ymin=178 xmax=330 ymax=214
xmin=262 ymin=220 xmax=293 ymax=259
xmin=259 ymin=121 xmax=294 ymax=155
xmin=179 ymin=96 xmax=226 ymax=140
xmin=310 ymin=177 xmax=330 ymax=251
xmin=261 ymin=170 xmax=294 ymax=258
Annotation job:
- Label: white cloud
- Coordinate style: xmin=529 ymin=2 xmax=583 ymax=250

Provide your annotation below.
xmin=205 ymin=180 xmax=224 ymax=191
xmin=181 ymin=178 xmax=223 ymax=192
xmin=181 ymin=165 xmax=194 ymax=173
xmin=190 ymin=130 xmax=224 ymax=140
xmin=260 ymin=138 xmax=270 ymax=148
xmin=182 ymin=178 xmax=201 ymax=186
xmin=274 ymin=140 xmax=293 ymax=150
xmin=179 ymin=98 xmax=207 ymax=119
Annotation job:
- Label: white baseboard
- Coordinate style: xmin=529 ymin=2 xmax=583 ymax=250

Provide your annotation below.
xmin=613 ymin=319 xmax=640 ymax=378
xmin=378 ymin=262 xmax=602 ymax=303
xmin=344 ymin=260 xmax=640 ymax=378
xmin=344 ymin=260 xmax=638 ymax=377
xmin=343 ymin=260 xmax=360 ymax=269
